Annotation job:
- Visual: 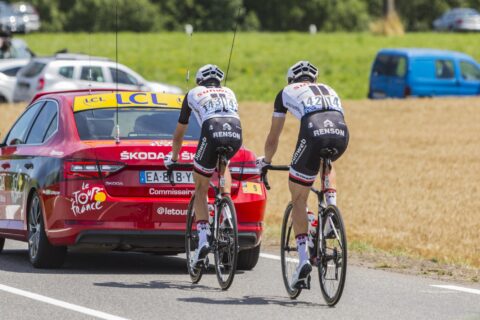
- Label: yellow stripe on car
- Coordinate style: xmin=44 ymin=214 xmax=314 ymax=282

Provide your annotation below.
xmin=73 ymin=92 xmax=184 ymax=112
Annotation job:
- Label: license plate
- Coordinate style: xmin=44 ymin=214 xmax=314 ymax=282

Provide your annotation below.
xmin=140 ymin=171 xmax=194 ymax=184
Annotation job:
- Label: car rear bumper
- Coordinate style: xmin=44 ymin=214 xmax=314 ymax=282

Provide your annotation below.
xmin=74 ymin=229 xmax=260 ymax=252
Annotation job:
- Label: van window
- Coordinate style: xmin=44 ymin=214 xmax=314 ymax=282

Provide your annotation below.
xmin=460 ymin=61 xmax=480 ymax=81
xmin=373 ymin=55 xmax=406 ymax=78
xmin=435 ymin=60 xmax=454 ymax=79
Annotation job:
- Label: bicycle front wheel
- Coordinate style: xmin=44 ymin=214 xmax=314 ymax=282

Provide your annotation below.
xmin=280 ymin=203 xmax=301 ymax=299
xmin=213 ymin=197 xmax=238 ymax=290
xmin=318 ymin=205 xmax=347 ymax=306
xmin=185 ymin=195 xmax=203 ymax=284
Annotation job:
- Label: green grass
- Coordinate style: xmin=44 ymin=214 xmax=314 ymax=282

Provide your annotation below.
xmin=19 ymin=32 xmax=480 ymax=101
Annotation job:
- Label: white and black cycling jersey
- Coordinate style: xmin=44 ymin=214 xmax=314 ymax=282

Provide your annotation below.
xmin=178 ymin=85 xmax=239 ymax=125
xmin=273 ymin=82 xmax=344 ymax=119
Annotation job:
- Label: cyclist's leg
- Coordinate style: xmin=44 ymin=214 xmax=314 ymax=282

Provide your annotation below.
xmin=217 ymin=117 xmax=243 ymax=197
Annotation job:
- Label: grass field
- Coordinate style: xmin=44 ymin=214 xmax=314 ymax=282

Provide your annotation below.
xmin=2 ymin=97 xmax=479 ymax=268
xmin=19 ymin=32 xmax=480 ymax=101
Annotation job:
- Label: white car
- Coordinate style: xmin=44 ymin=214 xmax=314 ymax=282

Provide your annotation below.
xmin=0 ymin=58 xmax=28 ymax=102
xmin=433 ymin=8 xmax=480 ymax=32
xmin=13 ymin=54 xmax=182 ymax=102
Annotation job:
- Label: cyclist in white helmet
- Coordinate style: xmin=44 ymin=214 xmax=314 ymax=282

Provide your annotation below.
xmin=257 ymin=61 xmax=349 ymax=289
xmin=165 ymin=64 xmax=242 ymax=268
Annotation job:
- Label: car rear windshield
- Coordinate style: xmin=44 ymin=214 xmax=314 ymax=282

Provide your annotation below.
xmin=21 ymin=62 xmax=46 ymax=78
xmin=74 ymin=108 xmax=201 ymax=141
xmin=372 ymin=55 xmax=407 ymax=78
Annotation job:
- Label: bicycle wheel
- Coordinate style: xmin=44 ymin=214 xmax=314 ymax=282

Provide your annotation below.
xmin=318 ymin=205 xmax=347 ymax=306
xmin=280 ymin=203 xmax=301 ymax=299
xmin=213 ymin=196 xmax=238 ymax=290
xmin=185 ymin=195 xmax=203 ymax=284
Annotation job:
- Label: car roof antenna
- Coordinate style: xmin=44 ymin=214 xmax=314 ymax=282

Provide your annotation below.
xmin=224 ymin=7 xmax=241 ymax=87
xmin=114 ymin=0 xmax=121 ymax=144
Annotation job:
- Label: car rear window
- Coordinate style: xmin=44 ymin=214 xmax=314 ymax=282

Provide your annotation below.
xmin=21 ymin=62 xmax=46 ymax=78
xmin=372 ymin=55 xmax=407 ymax=78
xmin=74 ymin=108 xmax=200 ymax=141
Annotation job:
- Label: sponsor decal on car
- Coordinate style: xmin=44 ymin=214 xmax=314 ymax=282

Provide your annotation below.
xmin=42 ymin=189 xmax=60 ymax=196
xmin=156 ymin=206 xmax=188 ymax=216
xmin=73 ymin=92 xmax=183 ymax=112
xmin=70 ymin=182 xmax=107 ymax=216
xmin=120 ymin=150 xmax=194 ymax=161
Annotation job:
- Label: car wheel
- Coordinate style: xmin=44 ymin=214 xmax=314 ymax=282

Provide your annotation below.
xmin=0 ymin=238 xmax=5 ymax=253
xmin=28 ymin=193 xmax=66 ymax=268
xmin=237 ymin=244 xmax=261 ymax=270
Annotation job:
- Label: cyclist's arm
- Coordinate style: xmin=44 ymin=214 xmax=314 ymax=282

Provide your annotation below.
xmin=264 ymin=116 xmax=285 ymax=163
xmin=172 ymin=94 xmax=191 ymax=161
xmin=264 ymin=90 xmax=287 ymax=163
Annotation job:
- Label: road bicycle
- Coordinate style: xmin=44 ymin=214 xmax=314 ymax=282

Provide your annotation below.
xmin=167 ymin=147 xmax=238 ymax=290
xmin=261 ymin=149 xmax=347 ymax=306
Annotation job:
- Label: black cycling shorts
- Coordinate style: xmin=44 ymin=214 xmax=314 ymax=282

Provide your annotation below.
xmin=194 ymin=117 xmax=242 ymax=177
xmin=290 ymin=111 xmax=349 ymax=187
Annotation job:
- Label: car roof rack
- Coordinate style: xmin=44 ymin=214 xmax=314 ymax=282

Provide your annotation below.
xmin=54 ymin=53 xmax=111 ymax=61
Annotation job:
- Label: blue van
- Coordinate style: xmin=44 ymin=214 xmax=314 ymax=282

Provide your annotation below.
xmin=368 ymin=48 xmax=480 ymax=98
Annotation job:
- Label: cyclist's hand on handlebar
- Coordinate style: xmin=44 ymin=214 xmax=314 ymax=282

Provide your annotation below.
xmin=256 ymin=156 xmax=271 ymax=172
xmin=164 ymin=153 xmax=177 ymax=169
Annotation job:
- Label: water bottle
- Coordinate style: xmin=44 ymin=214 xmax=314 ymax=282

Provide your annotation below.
xmin=307 ymin=209 xmax=317 ymax=248
xmin=208 ymin=204 xmax=215 ymax=225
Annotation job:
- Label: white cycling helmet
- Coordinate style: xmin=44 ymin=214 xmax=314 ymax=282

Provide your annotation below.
xmin=287 ymin=61 xmax=318 ymax=84
xmin=196 ymin=64 xmax=224 ymax=85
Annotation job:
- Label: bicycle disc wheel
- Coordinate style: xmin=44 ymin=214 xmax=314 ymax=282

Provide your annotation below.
xmin=185 ymin=195 xmax=203 ymax=284
xmin=280 ymin=203 xmax=301 ymax=299
xmin=318 ymin=205 xmax=347 ymax=306
xmin=213 ymin=197 xmax=238 ymax=290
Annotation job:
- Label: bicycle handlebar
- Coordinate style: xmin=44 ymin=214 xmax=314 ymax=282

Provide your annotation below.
xmin=261 ymin=165 xmax=290 ymax=190
xmin=166 ymin=162 xmax=194 ymax=186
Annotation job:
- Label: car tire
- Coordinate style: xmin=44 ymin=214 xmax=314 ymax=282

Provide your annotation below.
xmin=0 ymin=238 xmax=5 ymax=253
xmin=237 ymin=243 xmax=261 ymax=270
xmin=28 ymin=193 xmax=66 ymax=268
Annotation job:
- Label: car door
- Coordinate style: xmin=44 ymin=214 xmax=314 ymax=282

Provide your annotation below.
xmin=0 ymin=101 xmax=43 ymax=234
xmin=369 ymin=54 xmax=390 ymax=98
xmin=457 ymin=60 xmax=480 ymax=95
xmin=433 ymin=59 xmax=458 ymax=96
xmin=387 ymin=55 xmax=408 ymax=98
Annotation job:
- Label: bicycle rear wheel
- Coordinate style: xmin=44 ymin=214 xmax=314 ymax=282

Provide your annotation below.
xmin=318 ymin=205 xmax=347 ymax=306
xmin=280 ymin=203 xmax=301 ymax=299
xmin=213 ymin=197 xmax=238 ymax=290
xmin=185 ymin=195 xmax=203 ymax=284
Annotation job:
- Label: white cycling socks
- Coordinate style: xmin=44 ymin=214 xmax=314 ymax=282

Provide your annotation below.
xmin=197 ymin=221 xmax=210 ymax=247
xmin=296 ymin=234 xmax=309 ymax=264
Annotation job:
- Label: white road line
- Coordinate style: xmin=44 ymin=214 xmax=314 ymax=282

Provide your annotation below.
xmin=0 ymin=284 xmax=130 ymax=320
xmin=431 ymin=285 xmax=480 ymax=295
xmin=260 ymin=252 xmax=298 ymax=263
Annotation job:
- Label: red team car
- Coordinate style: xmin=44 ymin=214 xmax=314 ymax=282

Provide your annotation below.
xmin=0 ymin=90 xmax=266 ymax=269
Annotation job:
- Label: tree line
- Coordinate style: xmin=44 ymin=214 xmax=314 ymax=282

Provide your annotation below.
xmin=12 ymin=0 xmax=480 ymax=32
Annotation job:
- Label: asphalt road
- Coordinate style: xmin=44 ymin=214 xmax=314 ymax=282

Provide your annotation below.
xmin=0 ymin=240 xmax=479 ymax=320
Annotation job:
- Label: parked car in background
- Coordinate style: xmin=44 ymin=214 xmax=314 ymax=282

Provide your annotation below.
xmin=369 ymin=48 xmax=480 ymax=98
xmin=0 ymin=58 xmax=28 ymax=102
xmin=13 ymin=54 xmax=182 ymax=102
xmin=0 ymin=90 xmax=265 ymax=269
xmin=433 ymin=8 xmax=480 ymax=32
xmin=11 ymin=2 xmax=41 ymax=33
xmin=0 ymin=1 xmax=25 ymax=33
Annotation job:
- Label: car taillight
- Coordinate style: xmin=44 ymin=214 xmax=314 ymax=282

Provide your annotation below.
xmin=37 ymin=77 xmax=45 ymax=90
xmin=404 ymin=85 xmax=411 ymax=97
xmin=63 ymin=160 xmax=125 ymax=180
xmin=230 ymin=164 xmax=261 ymax=180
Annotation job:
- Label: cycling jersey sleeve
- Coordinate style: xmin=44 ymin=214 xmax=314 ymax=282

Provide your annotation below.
xmin=273 ymin=89 xmax=287 ymax=118
xmin=178 ymin=93 xmax=191 ymax=124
